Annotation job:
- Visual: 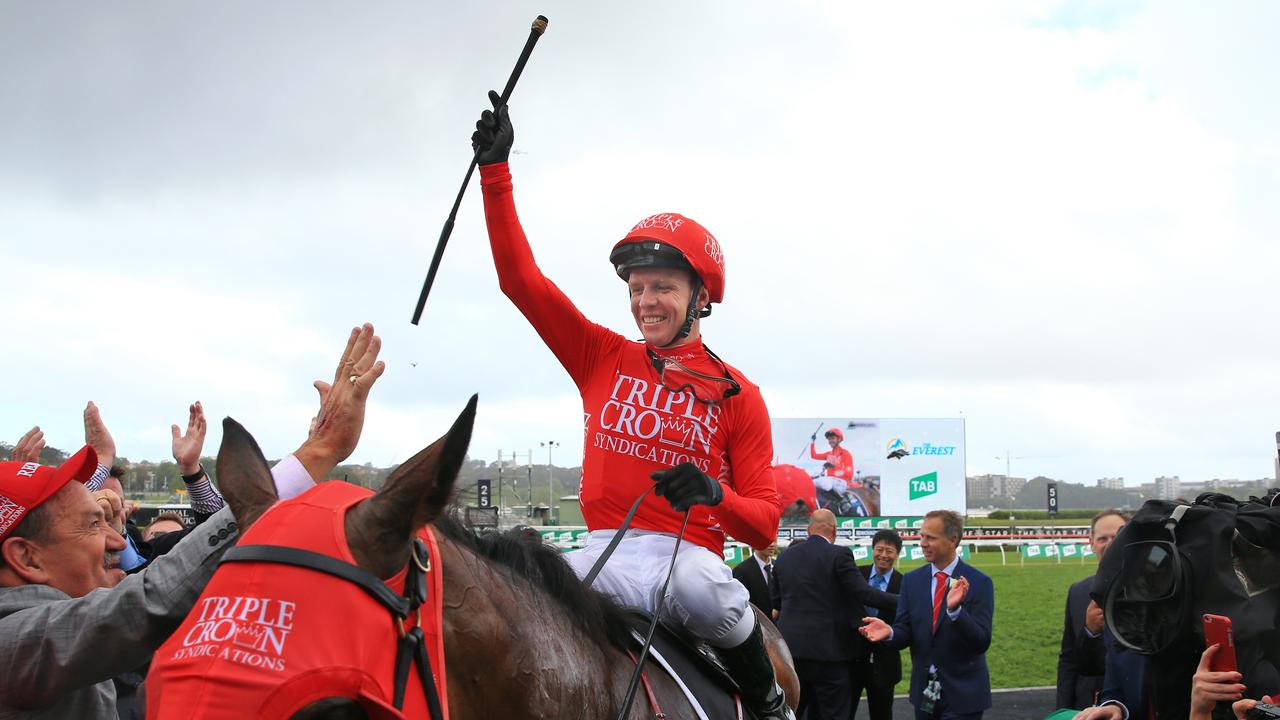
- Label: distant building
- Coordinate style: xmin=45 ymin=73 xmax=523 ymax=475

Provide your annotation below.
xmin=1096 ymin=477 xmax=1125 ymax=490
xmin=1154 ymin=475 xmax=1181 ymax=500
xmin=966 ymin=474 xmax=1027 ymax=502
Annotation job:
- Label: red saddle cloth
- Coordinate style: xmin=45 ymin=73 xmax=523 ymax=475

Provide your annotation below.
xmin=146 ymin=481 xmax=449 ymax=720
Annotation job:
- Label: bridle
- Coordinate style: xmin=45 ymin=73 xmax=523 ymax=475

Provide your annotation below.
xmin=220 ymin=538 xmax=445 ymax=719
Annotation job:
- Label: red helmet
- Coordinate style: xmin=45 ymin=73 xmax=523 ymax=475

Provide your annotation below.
xmin=609 ymin=213 xmax=725 ymax=305
xmin=824 ymin=427 xmax=844 ymax=442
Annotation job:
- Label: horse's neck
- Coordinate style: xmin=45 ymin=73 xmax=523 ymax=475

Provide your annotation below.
xmin=436 ymin=539 xmax=646 ymax=720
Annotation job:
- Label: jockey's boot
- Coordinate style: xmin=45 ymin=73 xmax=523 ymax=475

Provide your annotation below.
xmin=718 ymin=619 xmax=796 ymax=720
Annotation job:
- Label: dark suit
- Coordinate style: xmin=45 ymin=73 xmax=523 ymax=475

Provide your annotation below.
xmin=732 ymin=555 xmax=775 ymax=616
xmin=851 ymin=565 xmax=903 ymax=720
xmin=772 ymin=535 xmax=898 ymax=720
xmin=1056 ymin=577 xmax=1105 ymax=709
xmin=881 ymin=560 xmax=993 ymax=719
xmin=1097 ymin=628 xmax=1148 ymax=719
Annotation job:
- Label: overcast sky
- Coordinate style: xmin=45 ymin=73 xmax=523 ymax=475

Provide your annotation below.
xmin=3 ymin=1 xmax=1277 ymax=487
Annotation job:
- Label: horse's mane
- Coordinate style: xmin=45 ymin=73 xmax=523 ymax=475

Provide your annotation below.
xmin=434 ymin=514 xmax=633 ymax=651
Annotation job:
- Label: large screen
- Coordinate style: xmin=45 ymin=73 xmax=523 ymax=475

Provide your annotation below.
xmin=770 ymin=417 xmax=966 ymax=519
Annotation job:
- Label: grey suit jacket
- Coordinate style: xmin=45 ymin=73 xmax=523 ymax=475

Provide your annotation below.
xmin=0 ymin=507 xmax=241 ymax=719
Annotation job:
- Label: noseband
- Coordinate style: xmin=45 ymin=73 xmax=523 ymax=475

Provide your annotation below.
xmin=220 ymin=538 xmax=445 ymax=719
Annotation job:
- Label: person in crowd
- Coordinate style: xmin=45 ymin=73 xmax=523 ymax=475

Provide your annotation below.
xmin=1057 ymin=509 xmax=1128 ymax=710
xmin=142 ymin=512 xmax=186 ymax=542
xmin=0 ymin=323 xmax=386 ymax=719
xmin=732 ymin=538 xmax=779 ymax=620
xmin=851 ymin=529 xmax=906 ymax=720
xmin=472 ymin=92 xmax=790 ymax=718
xmin=772 ymin=509 xmax=897 ymax=720
xmin=6 ymin=427 xmax=47 ymax=465
xmin=860 ymin=509 xmax=994 ymax=720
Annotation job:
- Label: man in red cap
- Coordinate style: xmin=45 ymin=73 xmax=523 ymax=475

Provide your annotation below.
xmin=472 ymin=93 xmax=793 ymax=719
xmin=0 ymin=323 xmax=386 ymax=719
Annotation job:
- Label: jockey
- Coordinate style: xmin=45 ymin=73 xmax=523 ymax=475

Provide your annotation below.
xmin=810 ymin=427 xmax=857 ymax=492
xmin=472 ymin=91 xmax=793 ymax=720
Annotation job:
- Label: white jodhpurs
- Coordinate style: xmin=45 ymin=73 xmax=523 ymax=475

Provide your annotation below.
xmin=566 ymin=530 xmax=755 ymax=648
xmin=812 ymin=475 xmax=847 ymax=494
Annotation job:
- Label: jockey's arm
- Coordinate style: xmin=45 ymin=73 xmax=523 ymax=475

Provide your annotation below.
xmin=714 ymin=391 xmax=782 ymax=549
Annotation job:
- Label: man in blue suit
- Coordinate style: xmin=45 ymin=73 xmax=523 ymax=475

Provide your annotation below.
xmin=860 ymin=509 xmax=994 ymax=719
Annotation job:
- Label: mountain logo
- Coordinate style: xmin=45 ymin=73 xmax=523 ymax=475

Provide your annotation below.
xmin=886 ymin=437 xmax=910 ymax=460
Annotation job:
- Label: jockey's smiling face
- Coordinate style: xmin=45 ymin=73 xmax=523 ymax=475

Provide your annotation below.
xmin=825 ymin=434 xmax=841 ymax=449
xmin=628 ymin=268 xmax=708 ymax=348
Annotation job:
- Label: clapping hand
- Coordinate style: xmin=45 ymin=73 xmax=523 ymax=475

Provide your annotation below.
xmin=11 ymin=427 xmax=45 ymax=464
xmin=171 ymin=401 xmax=208 ymax=476
xmin=294 ymin=323 xmax=386 ymax=481
xmin=946 ymin=576 xmax=970 ymax=611
xmin=83 ymin=402 xmax=116 ymax=470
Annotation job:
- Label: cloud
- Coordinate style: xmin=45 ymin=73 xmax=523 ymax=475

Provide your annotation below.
xmin=2 ymin=1 xmax=1277 ymax=486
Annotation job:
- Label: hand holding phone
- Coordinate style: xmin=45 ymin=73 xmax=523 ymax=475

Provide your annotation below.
xmin=1204 ymin=614 xmax=1238 ymax=673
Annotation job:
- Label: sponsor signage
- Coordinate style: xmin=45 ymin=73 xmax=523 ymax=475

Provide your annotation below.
xmin=771 ymin=417 xmax=966 ymax=518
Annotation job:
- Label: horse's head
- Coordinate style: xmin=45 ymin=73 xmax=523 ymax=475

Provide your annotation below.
xmin=216 ymin=394 xmax=477 ymax=577
xmin=148 ymin=395 xmax=477 ymax=720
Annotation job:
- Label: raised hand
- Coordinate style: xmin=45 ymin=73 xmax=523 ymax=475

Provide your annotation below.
xmin=171 ymin=401 xmax=207 ymax=475
xmin=471 ymin=89 xmax=514 ymax=165
xmin=946 ymin=575 xmax=970 ymax=611
xmin=11 ymin=427 xmax=45 ymax=464
xmin=859 ymin=616 xmax=891 ymax=642
xmin=295 ymin=323 xmax=386 ymax=481
xmin=83 ymin=402 xmax=116 ymax=470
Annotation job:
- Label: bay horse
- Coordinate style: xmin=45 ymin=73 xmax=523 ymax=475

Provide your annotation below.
xmin=147 ymin=396 xmax=798 ymax=719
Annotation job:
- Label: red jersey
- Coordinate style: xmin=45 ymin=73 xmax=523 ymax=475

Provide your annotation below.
xmin=810 ymin=444 xmax=854 ymax=482
xmin=480 ymin=162 xmax=780 ymax=552
xmin=146 ymin=482 xmax=447 ymax=720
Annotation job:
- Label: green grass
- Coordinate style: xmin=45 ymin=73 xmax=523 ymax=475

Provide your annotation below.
xmin=888 ymin=552 xmax=1096 ymax=692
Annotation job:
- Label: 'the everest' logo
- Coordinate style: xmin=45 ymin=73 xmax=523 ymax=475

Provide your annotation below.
xmin=170 ymin=595 xmax=296 ymax=672
xmin=592 ymin=372 xmax=722 ymax=471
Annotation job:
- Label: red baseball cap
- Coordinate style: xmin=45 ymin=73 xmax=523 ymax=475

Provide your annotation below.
xmin=0 ymin=445 xmax=98 ymax=542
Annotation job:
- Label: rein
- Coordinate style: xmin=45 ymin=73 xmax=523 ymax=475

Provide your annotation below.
xmin=581 ymin=488 xmax=692 ymax=720
xmin=220 ymin=538 xmax=445 ymax=719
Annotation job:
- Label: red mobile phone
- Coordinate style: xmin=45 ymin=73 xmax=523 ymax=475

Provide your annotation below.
xmin=1203 ymin=613 xmax=1238 ymax=673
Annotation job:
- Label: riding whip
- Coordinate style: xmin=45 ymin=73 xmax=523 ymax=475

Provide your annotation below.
xmin=410 ymin=15 xmax=550 ymax=325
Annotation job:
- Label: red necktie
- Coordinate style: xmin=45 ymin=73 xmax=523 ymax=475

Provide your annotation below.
xmin=932 ymin=571 xmax=948 ymax=629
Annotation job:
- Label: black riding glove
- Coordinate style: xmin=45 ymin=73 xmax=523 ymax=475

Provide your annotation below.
xmin=651 ymin=462 xmax=724 ymax=513
xmin=471 ymin=89 xmax=513 ymax=165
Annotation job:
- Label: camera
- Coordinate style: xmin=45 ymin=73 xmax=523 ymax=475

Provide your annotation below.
xmin=1247 ymin=702 xmax=1280 ymax=719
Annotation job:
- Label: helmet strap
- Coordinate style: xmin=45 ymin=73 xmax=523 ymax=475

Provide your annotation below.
xmin=672 ymin=278 xmax=703 ymax=343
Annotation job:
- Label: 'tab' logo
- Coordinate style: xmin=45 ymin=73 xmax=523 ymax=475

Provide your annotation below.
xmin=909 ymin=472 xmax=938 ymax=501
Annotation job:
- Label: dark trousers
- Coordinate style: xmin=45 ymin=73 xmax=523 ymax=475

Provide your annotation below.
xmin=795 ymin=659 xmax=853 ymax=720
xmin=849 ymin=659 xmax=894 ymax=720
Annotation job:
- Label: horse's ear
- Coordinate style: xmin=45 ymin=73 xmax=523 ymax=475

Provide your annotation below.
xmin=216 ymin=418 xmax=279 ymax=530
xmin=346 ymin=395 xmax=477 ymax=578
